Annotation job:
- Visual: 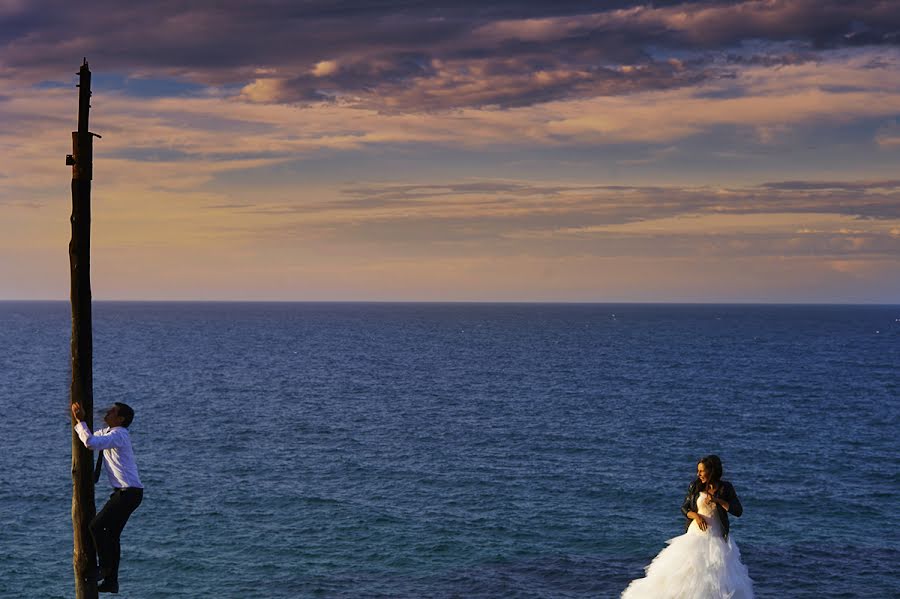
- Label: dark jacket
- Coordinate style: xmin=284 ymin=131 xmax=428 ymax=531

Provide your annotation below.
xmin=680 ymin=479 xmax=743 ymax=540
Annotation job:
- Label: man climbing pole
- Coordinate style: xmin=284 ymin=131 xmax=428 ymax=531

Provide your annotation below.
xmin=71 ymin=402 xmax=144 ymax=594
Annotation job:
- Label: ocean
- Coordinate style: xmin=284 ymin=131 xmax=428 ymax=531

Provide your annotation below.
xmin=0 ymin=302 xmax=897 ymax=598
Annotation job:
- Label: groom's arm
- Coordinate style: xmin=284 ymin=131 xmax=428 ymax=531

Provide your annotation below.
xmin=71 ymin=402 xmax=124 ymax=450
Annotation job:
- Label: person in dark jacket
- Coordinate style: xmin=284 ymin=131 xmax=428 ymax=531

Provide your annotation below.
xmin=621 ymin=454 xmax=754 ymax=598
xmin=681 ymin=454 xmax=743 ymax=540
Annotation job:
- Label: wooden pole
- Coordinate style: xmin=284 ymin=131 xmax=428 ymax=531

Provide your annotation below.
xmin=68 ymin=58 xmax=98 ymax=599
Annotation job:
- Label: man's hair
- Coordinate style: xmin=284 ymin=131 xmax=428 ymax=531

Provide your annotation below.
xmin=114 ymin=402 xmax=135 ymax=428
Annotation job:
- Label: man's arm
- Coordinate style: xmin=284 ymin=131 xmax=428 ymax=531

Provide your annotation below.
xmin=71 ymin=402 xmax=124 ymax=450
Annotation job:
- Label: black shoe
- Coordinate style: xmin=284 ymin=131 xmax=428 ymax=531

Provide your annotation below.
xmin=97 ymin=580 xmax=119 ymax=594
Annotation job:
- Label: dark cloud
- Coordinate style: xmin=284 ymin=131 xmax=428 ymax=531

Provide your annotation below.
xmin=2 ymin=1 xmax=899 ymax=110
xmin=262 ymin=55 xmax=707 ymax=110
xmin=759 ymin=179 xmax=900 ymax=192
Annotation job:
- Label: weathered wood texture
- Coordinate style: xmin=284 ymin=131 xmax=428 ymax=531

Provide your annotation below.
xmin=69 ymin=59 xmax=98 ymax=599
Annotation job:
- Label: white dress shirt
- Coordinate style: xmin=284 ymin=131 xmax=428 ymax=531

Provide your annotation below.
xmin=74 ymin=422 xmax=144 ymax=489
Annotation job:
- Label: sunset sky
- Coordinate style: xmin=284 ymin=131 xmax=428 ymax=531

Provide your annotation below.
xmin=2 ymin=0 xmax=899 ymax=302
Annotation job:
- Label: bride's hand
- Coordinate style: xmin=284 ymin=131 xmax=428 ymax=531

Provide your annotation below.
xmin=690 ymin=512 xmax=708 ymax=531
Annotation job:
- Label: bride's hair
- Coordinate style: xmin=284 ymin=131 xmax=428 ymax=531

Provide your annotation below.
xmin=699 ymin=454 xmax=723 ymax=487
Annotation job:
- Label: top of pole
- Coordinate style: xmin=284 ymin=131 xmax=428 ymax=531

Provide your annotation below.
xmin=77 ymin=59 xmax=91 ymax=138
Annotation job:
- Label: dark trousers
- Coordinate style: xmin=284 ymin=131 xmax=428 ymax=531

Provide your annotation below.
xmin=90 ymin=488 xmax=143 ymax=582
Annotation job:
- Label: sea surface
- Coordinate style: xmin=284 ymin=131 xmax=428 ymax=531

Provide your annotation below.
xmin=0 ymin=302 xmax=897 ymax=598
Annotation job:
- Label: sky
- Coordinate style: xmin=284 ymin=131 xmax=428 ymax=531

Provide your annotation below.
xmin=1 ymin=0 xmax=899 ymax=302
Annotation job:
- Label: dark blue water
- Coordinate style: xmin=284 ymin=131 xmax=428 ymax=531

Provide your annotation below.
xmin=1 ymin=302 xmax=897 ymax=598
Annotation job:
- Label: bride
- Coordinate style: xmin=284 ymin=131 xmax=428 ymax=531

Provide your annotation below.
xmin=621 ymin=455 xmax=754 ymax=598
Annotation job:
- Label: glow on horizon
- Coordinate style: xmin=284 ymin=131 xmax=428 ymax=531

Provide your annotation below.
xmin=1 ymin=1 xmax=899 ymax=302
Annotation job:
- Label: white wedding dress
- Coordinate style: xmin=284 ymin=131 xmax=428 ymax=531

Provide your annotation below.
xmin=621 ymin=492 xmax=754 ymax=598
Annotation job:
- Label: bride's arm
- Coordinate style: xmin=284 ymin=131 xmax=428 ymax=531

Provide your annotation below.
xmin=681 ymin=481 xmax=708 ymax=530
xmin=725 ymin=483 xmax=743 ymax=516
xmin=680 ymin=482 xmax=694 ymax=519
xmin=710 ymin=496 xmax=730 ymax=511
xmin=710 ymin=482 xmax=743 ymax=516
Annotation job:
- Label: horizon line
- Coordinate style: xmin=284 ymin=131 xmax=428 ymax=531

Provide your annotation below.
xmin=1 ymin=299 xmax=898 ymax=307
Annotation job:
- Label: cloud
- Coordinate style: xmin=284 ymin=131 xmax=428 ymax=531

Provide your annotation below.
xmin=875 ymin=120 xmax=900 ymax=147
xmin=3 ymin=48 xmax=899 ymax=212
xmin=311 ymin=60 xmax=339 ymax=77
xmin=238 ymin=55 xmax=707 ymax=110
xmin=333 ymin=178 xmax=900 ymax=221
xmin=4 ymin=2 xmax=900 ymax=301
xmin=3 ymin=1 xmax=899 ymax=110
xmin=220 ymin=0 xmax=900 ymax=111
xmin=196 ymin=178 xmax=899 ymax=266
xmin=611 ymin=0 xmax=900 ymax=49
